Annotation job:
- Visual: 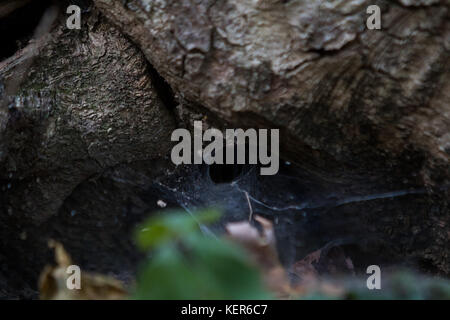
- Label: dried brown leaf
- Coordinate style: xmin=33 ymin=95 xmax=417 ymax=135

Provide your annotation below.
xmin=39 ymin=241 xmax=127 ymax=300
xmin=226 ymin=216 xmax=293 ymax=298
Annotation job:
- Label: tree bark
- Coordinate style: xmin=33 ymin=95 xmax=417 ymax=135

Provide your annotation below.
xmin=94 ymin=0 xmax=450 ymax=186
xmin=0 ymin=5 xmax=176 ymax=298
xmin=92 ymin=0 xmax=450 ymax=272
xmin=0 ymin=8 xmax=176 ymax=223
xmin=0 ymin=0 xmax=449 ymax=298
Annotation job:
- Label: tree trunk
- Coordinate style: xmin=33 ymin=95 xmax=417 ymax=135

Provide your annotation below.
xmin=94 ymin=0 xmax=450 ymax=268
xmin=0 ymin=0 xmax=448 ymax=298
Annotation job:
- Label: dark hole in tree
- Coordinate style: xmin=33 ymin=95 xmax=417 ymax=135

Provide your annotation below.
xmin=209 ymin=163 xmax=243 ymax=184
xmin=0 ymin=0 xmax=52 ymax=61
xmin=207 ymin=142 xmax=248 ymax=184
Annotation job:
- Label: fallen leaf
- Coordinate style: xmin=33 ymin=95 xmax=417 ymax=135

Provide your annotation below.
xmin=292 ymin=249 xmax=321 ymax=285
xmin=39 ymin=240 xmax=127 ymax=300
xmin=226 ymin=216 xmax=292 ymax=298
xmin=293 ymin=243 xmax=355 ymax=287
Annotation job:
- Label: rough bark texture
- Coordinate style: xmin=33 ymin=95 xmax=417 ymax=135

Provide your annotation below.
xmin=94 ymin=0 xmax=449 ymax=185
xmin=0 ymin=9 xmax=176 ymax=224
xmin=0 ymin=6 xmax=176 ymax=298
xmin=0 ymin=0 xmax=449 ymax=298
xmin=92 ymin=0 xmax=450 ymax=271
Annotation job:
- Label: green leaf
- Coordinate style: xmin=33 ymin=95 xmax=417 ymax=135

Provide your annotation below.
xmin=135 ymin=209 xmax=221 ymax=250
xmin=133 ymin=235 xmax=270 ymax=299
xmin=132 ymin=209 xmax=270 ymax=299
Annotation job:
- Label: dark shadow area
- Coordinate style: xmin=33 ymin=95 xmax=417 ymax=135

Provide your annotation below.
xmin=209 ymin=163 xmax=243 ymax=184
xmin=0 ymin=0 xmax=52 ymax=61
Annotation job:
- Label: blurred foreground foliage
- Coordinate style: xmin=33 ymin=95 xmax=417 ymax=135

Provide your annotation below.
xmin=132 ymin=209 xmax=450 ymax=300
xmin=39 ymin=241 xmax=126 ymax=300
xmin=132 ymin=209 xmax=271 ymax=299
xmin=40 ymin=209 xmax=450 ymax=300
xmin=344 ymin=272 xmax=450 ymax=300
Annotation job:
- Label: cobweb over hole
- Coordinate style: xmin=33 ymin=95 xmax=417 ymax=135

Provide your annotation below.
xmin=0 ymin=0 xmax=52 ymax=61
